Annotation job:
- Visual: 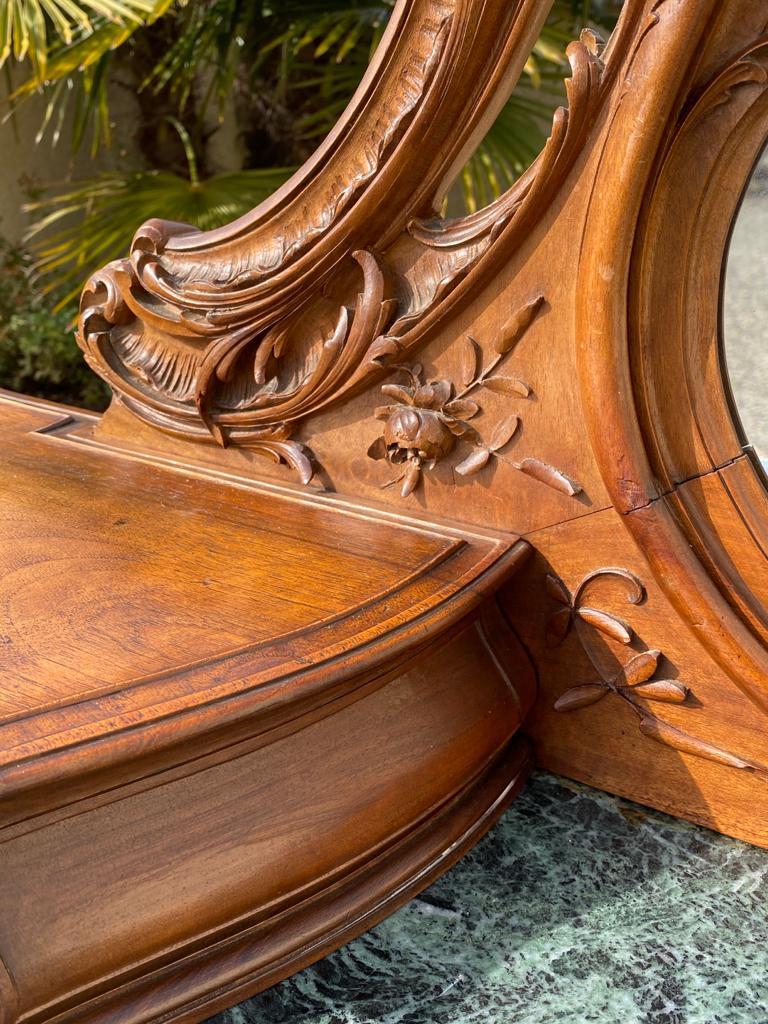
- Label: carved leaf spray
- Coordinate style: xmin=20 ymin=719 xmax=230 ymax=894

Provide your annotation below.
xmin=548 ymin=568 xmax=768 ymax=778
xmin=368 ymin=296 xmax=583 ymax=497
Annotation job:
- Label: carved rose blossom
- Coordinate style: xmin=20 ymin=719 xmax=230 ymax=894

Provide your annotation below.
xmin=384 ymin=404 xmax=455 ymax=461
xmin=367 ymin=367 xmax=476 ymax=497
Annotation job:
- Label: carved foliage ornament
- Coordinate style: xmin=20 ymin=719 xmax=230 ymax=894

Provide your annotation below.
xmin=548 ymin=569 xmax=768 ymax=778
xmin=368 ymin=296 xmax=582 ymax=497
xmin=75 ymin=14 xmax=611 ymax=483
xmin=367 ymin=364 xmax=520 ymax=497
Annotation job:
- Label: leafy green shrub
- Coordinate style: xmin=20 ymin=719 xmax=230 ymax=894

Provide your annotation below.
xmin=0 ymin=238 xmax=108 ymax=410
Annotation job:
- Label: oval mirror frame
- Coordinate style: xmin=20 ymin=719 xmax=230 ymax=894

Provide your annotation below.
xmin=578 ymin=33 xmax=768 ymax=712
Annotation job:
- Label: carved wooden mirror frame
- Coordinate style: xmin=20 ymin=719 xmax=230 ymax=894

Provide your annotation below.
xmin=69 ymin=0 xmax=768 ymax=847
xmin=4 ymin=2 xmax=768 ymax=1023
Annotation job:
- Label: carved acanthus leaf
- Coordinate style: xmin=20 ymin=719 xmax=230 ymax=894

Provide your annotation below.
xmin=407 ymin=30 xmax=605 ymax=256
xmin=80 ymin=248 xmax=400 ymax=475
xmin=76 ymin=3 xmax=457 ymax=479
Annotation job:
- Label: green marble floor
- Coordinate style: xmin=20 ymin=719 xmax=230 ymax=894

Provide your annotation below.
xmin=208 ymin=773 xmax=768 ymax=1024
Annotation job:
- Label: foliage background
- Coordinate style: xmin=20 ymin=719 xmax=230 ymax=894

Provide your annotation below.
xmin=0 ymin=0 xmax=619 ymax=408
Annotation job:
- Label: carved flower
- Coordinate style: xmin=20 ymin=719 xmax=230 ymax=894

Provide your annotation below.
xmin=367 ymin=365 xmax=486 ymax=497
xmin=367 ymin=356 xmax=530 ymax=497
xmin=383 ymin=406 xmax=455 ymax=462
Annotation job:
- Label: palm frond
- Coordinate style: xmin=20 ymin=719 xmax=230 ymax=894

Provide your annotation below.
xmin=7 ymin=0 xmax=174 ymax=157
xmin=139 ymin=0 xmax=240 ymax=112
xmin=25 ymin=165 xmax=295 ymax=305
xmin=0 ymin=0 xmax=162 ymax=80
xmin=283 ymin=5 xmax=391 ymax=62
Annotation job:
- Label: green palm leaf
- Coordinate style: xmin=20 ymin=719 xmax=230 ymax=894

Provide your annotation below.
xmin=25 ymin=164 xmax=295 ymax=306
xmin=0 ymin=0 xmax=163 ymax=80
xmin=7 ymin=0 xmax=175 ymax=157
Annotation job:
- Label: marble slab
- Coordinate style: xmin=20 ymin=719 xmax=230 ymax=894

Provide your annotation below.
xmin=207 ymin=773 xmax=768 ymax=1024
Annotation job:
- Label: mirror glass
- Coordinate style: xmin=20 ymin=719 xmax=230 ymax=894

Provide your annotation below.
xmin=723 ymin=147 xmax=768 ymax=464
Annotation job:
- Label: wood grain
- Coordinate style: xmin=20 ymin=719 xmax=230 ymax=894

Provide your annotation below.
xmin=4 ymin=0 xmax=768 ymax=1019
xmin=0 ymin=385 xmax=535 ymax=1023
xmin=0 ymin=391 xmax=530 ymax=829
xmin=1 ymin=605 xmax=534 ymax=1023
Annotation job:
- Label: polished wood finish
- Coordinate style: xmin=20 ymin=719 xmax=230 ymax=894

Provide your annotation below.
xmin=0 ymin=391 xmax=530 ymax=825
xmin=0 ymin=389 xmax=535 ymax=1023
xmin=3 ymin=0 xmax=768 ymax=1020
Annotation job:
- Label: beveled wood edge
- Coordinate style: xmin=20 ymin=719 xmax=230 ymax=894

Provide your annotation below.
xmin=2 ymin=592 xmax=534 ymax=844
xmin=576 ymin=0 xmax=723 ymax=508
xmin=0 ymin=633 xmax=440 ymax=843
xmin=0 ymin=389 xmax=518 ymax=547
xmin=0 ymin=387 xmax=101 ymax=424
xmin=633 ymin=36 xmax=768 ymax=480
xmin=20 ymin=738 xmax=531 ymax=1024
xmin=0 ymin=500 xmax=522 ymax=750
xmin=0 ymin=542 xmax=529 ymax=825
xmin=1 ymin=389 xmax=523 ymax=722
xmin=1 ymin=535 xmax=467 ymax=727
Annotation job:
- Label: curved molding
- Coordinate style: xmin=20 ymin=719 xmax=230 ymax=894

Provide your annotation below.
xmin=16 ymin=740 xmax=531 ymax=1024
xmin=0 ymin=389 xmax=530 ymax=826
xmin=408 ymin=29 xmax=605 ymax=252
xmin=576 ymin=3 xmax=768 ymax=712
xmin=633 ymin=38 xmax=768 ymax=479
xmin=631 ymin=37 xmax=768 ymax=641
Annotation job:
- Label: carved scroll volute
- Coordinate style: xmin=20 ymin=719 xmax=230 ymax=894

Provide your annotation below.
xmin=77 ymin=0 xmax=551 ymax=467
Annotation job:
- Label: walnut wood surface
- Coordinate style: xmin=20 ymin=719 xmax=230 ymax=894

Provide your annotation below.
xmin=0 ymin=612 xmax=534 ymax=1023
xmin=0 ymin=367 xmax=539 ymax=1024
xmin=0 ymin=385 xmax=536 ymax=1022
xmin=0 ymin=389 xmax=529 ymax=830
xmin=4 ymin=0 xmax=768 ymax=1020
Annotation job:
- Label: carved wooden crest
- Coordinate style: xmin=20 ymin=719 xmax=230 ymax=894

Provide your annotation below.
xmin=76 ymin=3 xmax=610 ymax=481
